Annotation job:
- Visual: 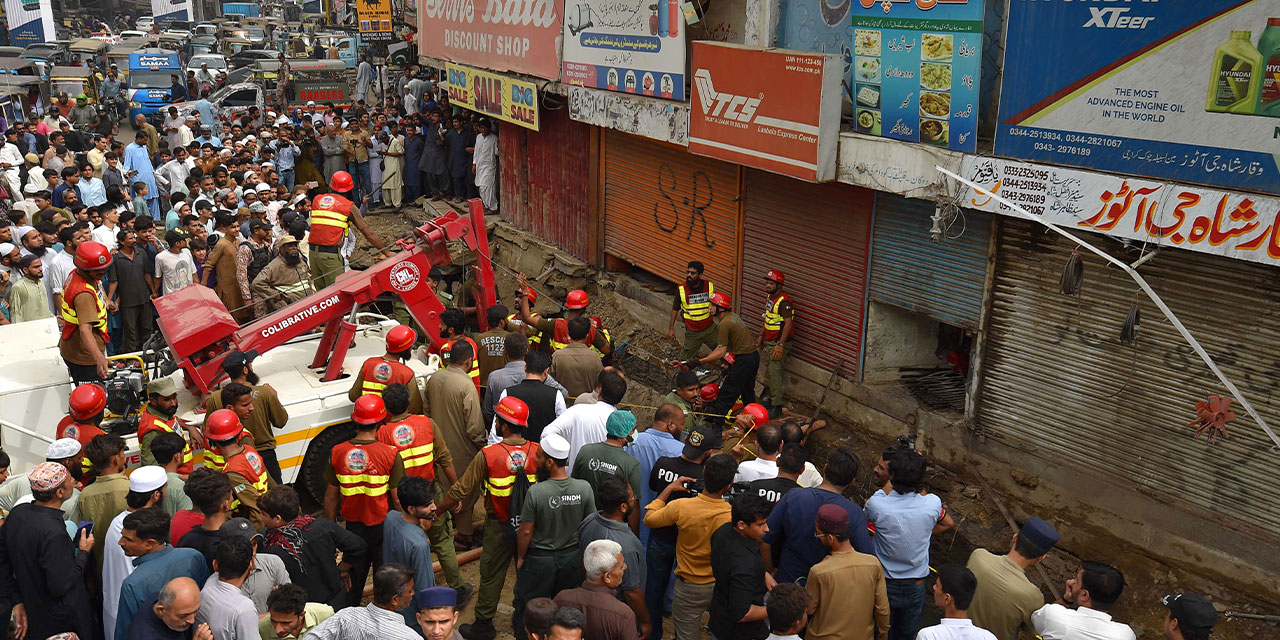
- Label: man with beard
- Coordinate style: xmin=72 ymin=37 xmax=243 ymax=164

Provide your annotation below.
xmin=205 ymin=350 xmax=289 ymax=483
xmin=139 ymin=377 xmax=197 ymax=474
xmin=250 ymin=235 xmax=311 ymax=312
xmin=106 ymin=229 xmax=157 ymax=353
xmin=19 ymin=226 xmax=46 ymax=258
xmin=668 ymin=260 xmax=718 ymax=362
xmin=59 ymin=240 xmax=113 ymax=382
xmin=9 ymin=254 xmax=50 ymax=322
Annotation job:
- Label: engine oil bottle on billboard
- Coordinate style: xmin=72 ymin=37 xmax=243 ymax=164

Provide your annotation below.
xmin=1254 ymin=19 xmax=1280 ymax=117
xmin=1206 ymin=30 xmax=1261 ymax=114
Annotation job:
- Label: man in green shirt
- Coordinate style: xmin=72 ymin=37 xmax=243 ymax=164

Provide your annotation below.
xmin=514 ymin=433 xmax=596 ymax=640
xmin=967 ymin=517 xmax=1059 ymax=640
xmin=9 ymin=255 xmax=51 ymax=323
xmin=149 ymin=431 xmax=194 ymax=517
xmin=658 ymin=370 xmax=702 ymax=433
xmin=687 ymin=292 xmax=759 ymax=426
xmin=259 ymin=583 xmax=334 ymax=640
xmin=572 ymin=411 xmax=642 ymax=534
xmin=79 ymin=433 xmax=132 ymax=570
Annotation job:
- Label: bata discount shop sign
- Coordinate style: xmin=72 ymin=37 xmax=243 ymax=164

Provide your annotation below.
xmin=418 ymin=0 xmax=565 ymax=80
xmin=688 ymin=43 xmax=842 ymax=182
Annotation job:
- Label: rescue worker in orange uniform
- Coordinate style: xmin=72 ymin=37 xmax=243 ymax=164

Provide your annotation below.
xmin=138 ymin=377 xmax=195 ymax=475
xmin=350 ymin=323 xmax=425 ymax=414
xmin=758 ymin=269 xmax=795 ymax=417
xmin=206 ymin=407 xmax=277 ymax=529
xmin=439 ymin=308 xmax=481 ymax=394
xmin=668 ymin=260 xmax=717 ymax=361
xmin=378 ymin=382 xmax=474 ymax=606
xmin=437 ymin=396 xmax=539 ymax=640
xmin=56 ymin=383 xmax=108 ymax=478
xmin=59 ymin=240 xmax=113 ymax=383
xmin=308 ymin=170 xmax=394 ymax=290
xmin=202 ymin=382 xmax=258 ymax=473
xmin=515 ymin=273 xmax=612 ymax=356
xmin=324 ymin=394 xmax=406 ymax=607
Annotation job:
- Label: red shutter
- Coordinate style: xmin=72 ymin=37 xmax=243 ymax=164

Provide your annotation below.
xmin=499 ymin=109 xmax=593 ymax=262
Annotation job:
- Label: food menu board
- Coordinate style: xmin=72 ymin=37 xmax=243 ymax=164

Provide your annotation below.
xmin=851 ymin=0 xmax=984 ymax=153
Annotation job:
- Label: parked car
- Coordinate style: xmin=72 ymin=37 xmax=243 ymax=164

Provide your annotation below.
xmin=136 ymin=16 xmax=154 ymax=31
xmin=228 ymin=48 xmax=278 ymax=69
xmin=186 ymin=53 xmax=228 ymax=82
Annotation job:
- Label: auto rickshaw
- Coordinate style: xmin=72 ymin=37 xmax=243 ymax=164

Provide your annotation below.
xmin=187 ymin=35 xmax=218 ymax=58
xmin=157 ymin=33 xmax=186 ymax=56
xmin=68 ymin=38 xmax=109 ymax=67
xmin=107 ymin=43 xmax=139 ymax=80
xmin=21 ymin=41 xmax=70 ymax=66
xmin=220 ymin=37 xmax=254 ymax=57
xmin=0 ymin=76 xmax=46 ymax=123
xmin=0 ymin=47 xmax=26 ymax=60
xmin=49 ymin=66 xmax=100 ymax=104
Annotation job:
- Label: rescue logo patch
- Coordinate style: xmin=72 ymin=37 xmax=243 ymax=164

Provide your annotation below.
xmin=506 ymin=449 xmax=528 ymax=473
xmin=393 ymin=423 xmax=415 ymax=447
xmin=246 ymin=451 xmax=264 ymax=474
xmin=318 ymin=195 xmax=337 ymax=208
xmin=65 ymin=425 xmax=79 ymax=439
xmin=346 ymin=448 xmax=369 ymax=472
xmin=389 ymin=261 xmax=420 ymax=293
xmin=374 ymin=362 xmax=393 ymax=382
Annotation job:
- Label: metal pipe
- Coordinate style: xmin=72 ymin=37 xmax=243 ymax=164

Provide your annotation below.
xmin=0 ymin=419 xmax=56 ymax=444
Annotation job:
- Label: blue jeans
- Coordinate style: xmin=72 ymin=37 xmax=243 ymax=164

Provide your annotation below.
xmin=347 ymin=161 xmax=371 ymax=202
xmin=644 ymin=536 xmax=677 ymax=640
xmin=280 ymin=168 xmax=295 ymax=192
xmin=886 ymin=578 xmax=927 ymax=640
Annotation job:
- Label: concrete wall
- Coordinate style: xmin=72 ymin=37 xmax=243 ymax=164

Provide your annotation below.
xmin=861 ymin=301 xmax=942 ymax=383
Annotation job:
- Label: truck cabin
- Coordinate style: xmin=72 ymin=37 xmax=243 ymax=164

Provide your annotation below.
xmin=251 ymin=58 xmax=348 ymax=108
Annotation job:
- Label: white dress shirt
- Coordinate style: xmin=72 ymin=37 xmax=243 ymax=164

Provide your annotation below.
xmin=735 ymin=456 xmax=779 ymax=483
xmin=92 ymin=222 xmax=119 ymax=250
xmin=102 ymin=510 xmax=136 ymax=640
xmin=541 ymin=400 xmax=615 ymax=468
xmin=1031 ymin=603 xmax=1137 ymax=640
xmin=917 ymin=618 xmax=999 ymax=640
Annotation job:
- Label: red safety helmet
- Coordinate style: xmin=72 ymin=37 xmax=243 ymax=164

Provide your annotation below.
xmin=352 ymin=394 xmax=388 ymax=425
xmin=699 ymin=383 xmax=720 ymax=402
xmin=741 ymin=403 xmax=769 ymax=427
xmin=565 ymin=289 xmax=589 ymax=310
xmin=204 ymin=409 xmax=243 ymax=442
xmin=386 ymin=324 xmax=416 ymax=353
xmin=709 ymin=292 xmax=732 ymax=309
xmin=329 ymin=170 xmax=354 ymax=192
xmin=495 ymin=395 xmax=530 ymax=428
xmin=765 ymin=270 xmax=785 ymax=285
xmin=68 ymin=383 xmax=107 ymax=420
xmin=74 ymin=241 xmax=113 ymax=270
xmin=523 ymin=287 xmax=538 ymax=305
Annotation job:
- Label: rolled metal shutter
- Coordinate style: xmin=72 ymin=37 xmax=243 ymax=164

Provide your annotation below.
xmin=868 ymin=195 xmax=993 ymax=329
xmin=603 ymin=130 xmax=743 ymax=294
xmin=499 ymin=109 xmax=593 ymax=262
xmin=739 ymin=168 xmax=874 ymax=373
xmin=977 ymin=218 xmax=1280 ymax=541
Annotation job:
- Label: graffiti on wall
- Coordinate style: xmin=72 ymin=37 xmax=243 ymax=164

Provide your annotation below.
xmin=654 ymin=165 xmax=716 ymax=248
xmin=568 ymin=85 xmax=690 ymax=146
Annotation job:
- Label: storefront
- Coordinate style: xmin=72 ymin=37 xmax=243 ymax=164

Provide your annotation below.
xmin=738 ymin=169 xmax=874 ymax=374
xmin=499 ymin=108 xmax=594 ymax=262
xmin=602 ymin=130 xmax=743 ymax=293
xmin=976 ymin=218 xmax=1280 ymax=540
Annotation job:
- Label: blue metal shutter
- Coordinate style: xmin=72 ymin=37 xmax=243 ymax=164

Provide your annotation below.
xmin=868 ymin=195 xmax=993 ymax=329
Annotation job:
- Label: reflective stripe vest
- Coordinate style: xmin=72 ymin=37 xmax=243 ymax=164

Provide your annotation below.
xmin=59 ymin=271 xmax=109 ymax=343
xmin=482 ymin=440 xmax=539 ymax=523
xmin=678 ymin=281 xmax=715 ymax=332
xmin=546 ymin=317 xmax=599 ymax=353
xmin=443 ymin=336 xmax=481 ymax=392
xmin=223 ymin=446 xmax=271 ymax=512
xmin=138 ymin=410 xmax=194 ymax=475
xmin=308 ymin=192 xmax=354 ymax=247
xmin=507 ymin=314 xmax=542 ymax=348
xmin=204 ymin=428 xmax=254 ymax=472
xmin=357 ymin=357 xmax=415 ymax=398
xmin=377 ymin=415 xmax=435 ymax=481
xmin=330 ymin=440 xmax=399 ymax=525
xmin=762 ymin=292 xmax=792 ymax=341
xmin=56 ymin=415 xmax=104 ymax=477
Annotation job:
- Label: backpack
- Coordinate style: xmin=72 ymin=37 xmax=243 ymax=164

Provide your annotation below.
xmin=240 ymin=240 xmax=271 ymax=283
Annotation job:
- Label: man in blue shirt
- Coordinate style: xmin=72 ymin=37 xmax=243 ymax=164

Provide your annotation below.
xmin=625 ymin=402 xmax=686 ymax=547
xmin=123 ymin=130 xmax=159 ymax=217
xmin=194 ymin=127 xmax=221 ymax=148
xmin=270 ymin=129 xmax=300 ymax=191
xmin=384 ymin=476 xmax=436 ymax=630
xmin=762 ymin=445 xmax=874 ymax=585
xmin=864 ymin=448 xmax=954 ymax=640
xmin=191 ymin=89 xmax=215 ymax=134
xmin=115 ymin=507 xmax=212 ymax=640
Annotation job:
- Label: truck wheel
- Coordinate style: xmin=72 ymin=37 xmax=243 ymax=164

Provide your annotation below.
xmin=297 ymin=421 xmax=357 ymax=505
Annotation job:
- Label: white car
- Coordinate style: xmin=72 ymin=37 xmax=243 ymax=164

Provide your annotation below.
xmin=136 ymin=16 xmax=154 ymax=30
xmin=119 ymin=30 xmax=148 ymax=40
xmin=186 ymin=53 xmax=228 ymax=83
xmin=194 ymin=23 xmax=217 ymax=36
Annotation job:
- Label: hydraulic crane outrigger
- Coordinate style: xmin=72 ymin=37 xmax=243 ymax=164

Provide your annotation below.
xmin=154 ymin=200 xmax=498 ymax=395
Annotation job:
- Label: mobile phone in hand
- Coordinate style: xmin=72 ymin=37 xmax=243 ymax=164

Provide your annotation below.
xmin=76 ymin=521 xmax=93 ymax=539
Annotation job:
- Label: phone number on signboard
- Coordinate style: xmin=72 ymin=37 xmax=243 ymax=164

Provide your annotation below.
xmin=1034 ymin=142 xmax=1091 ymax=156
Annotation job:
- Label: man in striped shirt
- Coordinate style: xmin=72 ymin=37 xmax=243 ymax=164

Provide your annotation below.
xmin=303 ymin=563 xmax=421 ymax=640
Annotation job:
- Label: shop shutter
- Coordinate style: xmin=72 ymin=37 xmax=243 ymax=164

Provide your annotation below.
xmin=868 ymin=195 xmax=993 ymax=330
xmin=499 ymin=109 xmax=593 ymax=262
xmin=603 ymin=130 xmax=743 ymax=294
xmin=740 ymin=169 xmax=873 ymax=374
xmin=977 ymin=218 xmax=1280 ymax=541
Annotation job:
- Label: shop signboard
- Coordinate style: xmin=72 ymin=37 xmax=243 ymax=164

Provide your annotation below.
xmin=850 ymin=0 xmax=984 ymax=152
xmin=445 ymin=62 xmax=540 ymax=130
xmin=356 ymin=0 xmax=393 ymax=41
xmin=561 ymin=0 xmax=687 ymax=100
xmin=996 ymin=0 xmax=1280 ymax=195
xmin=151 ymin=0 xmax=192 ymax=25
xmin=418 ymin=0 xmax=565 ymax=80
xmin=960 ymin=155 xmax=1280 ymax=268
xmin=688 ymin=42 xmax=842 ymax=182
xmin=4 ymin=0 xmax=54 ymax=46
